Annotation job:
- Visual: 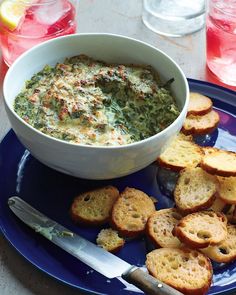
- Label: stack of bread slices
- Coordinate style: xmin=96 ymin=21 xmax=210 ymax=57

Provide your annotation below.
xmin=70 ymin=92 xmax=236 ymax=295
xmin=182 ymin=92 xmax=220 ymax=135
xmin=153 ymin=92 xmax=236 ymax=294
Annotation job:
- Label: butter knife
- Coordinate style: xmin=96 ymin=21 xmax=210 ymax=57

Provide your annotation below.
xmin=8 ymin=196 xmax=183 ymax=295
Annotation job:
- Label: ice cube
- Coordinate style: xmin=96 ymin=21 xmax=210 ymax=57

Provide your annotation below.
xmin=34 ymin=0 xmax=69 ymax=25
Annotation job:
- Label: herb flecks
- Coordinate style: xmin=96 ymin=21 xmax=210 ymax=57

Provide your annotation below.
xmin=14 ymin=55 xmax=180 ymax=146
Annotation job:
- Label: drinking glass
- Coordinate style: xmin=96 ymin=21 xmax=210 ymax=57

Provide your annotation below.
xmin=0 ymin=0 xmax=79 ymax=66
xmin=206 ymin=0 xmax=236 ymax=86
xmin=142 ymin=0 xmax=206 ymax=37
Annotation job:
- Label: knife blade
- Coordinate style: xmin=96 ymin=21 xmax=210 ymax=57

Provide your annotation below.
xmin=8 ymin=196 xmax=183 ymax=295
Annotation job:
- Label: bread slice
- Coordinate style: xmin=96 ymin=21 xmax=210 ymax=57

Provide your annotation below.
xmin=201 ymin=149 xmax=236 ymax=177
xmin=110 ymin=187 xmax=156 ymax=238
xmin=202 ymin=146 xmax=219 ymax=156
xmin=146 ymin=247 xmax=213 ymax=295
xmin=182 ymin=110 xmax=219 ymax=135
xmin=217 ymin=176 xmax=236 ymax=204
xmin=70 ymin=186 xmax=119 ymax=226
xmin=174 ymin=167 xmax=219 ymax=214
xmin=158 ymin=133 xmax=203 ymax=172
xmin=146 ymin=208 xmax=182 ymax=248
xmin=201 ymin=224 xmax=236 ymax=263
xmin=173 ymin=211 xmax=227 ymax=248
xmin=96 ymin=228 xmax=125 ymax=253
xmin=187 ymin=92 xmax=213 ymax=116
xmin=210 ymin=196 xmax=231 ymax=213
xmin=226 ymin=205 xmax=236 ymax=224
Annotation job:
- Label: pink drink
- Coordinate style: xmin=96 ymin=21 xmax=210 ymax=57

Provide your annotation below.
xmin=206 ymin=0 xmax=236 ymax=86
xmin=0 ymin=0 xmax=77 ymax=66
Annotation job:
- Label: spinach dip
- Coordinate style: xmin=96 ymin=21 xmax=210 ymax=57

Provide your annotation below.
xmin=14 ymin=55 xmax=180 ymax=146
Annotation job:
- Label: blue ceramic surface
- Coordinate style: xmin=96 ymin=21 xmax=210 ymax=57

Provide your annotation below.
xmin=0 ymin=79 xmax=236 ymax=295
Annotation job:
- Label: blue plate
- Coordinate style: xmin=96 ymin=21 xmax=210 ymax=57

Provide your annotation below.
xmin=0 ymin=79 xmax=236 ymax=295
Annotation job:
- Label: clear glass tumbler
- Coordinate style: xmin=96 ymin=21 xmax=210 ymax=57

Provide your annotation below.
xmin=206 ymin=0 xmax=236 ymax=86
xmin=0 ymin=0 xmax=79 ymax=66
xmin=142 ymin=0 xmax=206 ymax=37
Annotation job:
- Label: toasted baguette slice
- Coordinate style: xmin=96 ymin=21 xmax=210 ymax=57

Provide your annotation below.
xmin=146 ymin=248 xmax=213 ymax=295
xmin=226 ymin=205 xmax=236 ymax=224
xmin=96 ymin=228 xmax=125 ymax=253
xmin=217 ymin=176 xmax=236 ymax=204
xmin=210 ymin=196 xmax=231 ymax=213
xmin=188 ymin=92 xmax=213 ymax=116
xmin=174 ymin=167 xmax=219 ymax=214
xmin=202 ymin=146 xmax=219 ymax=156
xmin=146 ymin=208 xmax=182 ymax=248
xmin=173 ymin=211 xmax=227 ymax=248
xmin=70 ymin=186 xmax=119 ymax=226
xmin=158 ymin=133 xmax=203 ymax=172
xmin=182 ymin=110 xmax=219 ymax=135
xmin=201 ymin=224 xmax=236 ymax=263
xmin=201 ymin=149 xmax=236 ymax=177
xmin=110 ymin=187 xmax=156 ymax=238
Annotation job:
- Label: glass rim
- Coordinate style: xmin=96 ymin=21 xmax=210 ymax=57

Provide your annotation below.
xmin=143 ymin=0 xmax=206 ymax=21
xmin=212 ymin=1 xmax=236 ymax=17
xmin=18 ymin=0 xmax=61 ymax=6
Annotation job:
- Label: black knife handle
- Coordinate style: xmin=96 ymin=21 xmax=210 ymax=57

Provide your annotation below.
xmin=122 ymin=266 xmax=183 ymax=295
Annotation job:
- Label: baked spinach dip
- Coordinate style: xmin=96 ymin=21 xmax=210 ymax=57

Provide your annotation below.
xmin=14 ymin=55 xmax=180 ymax=146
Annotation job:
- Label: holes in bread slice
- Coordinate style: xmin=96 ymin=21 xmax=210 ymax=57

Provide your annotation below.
xmin=132 ymin=213 xmax=140 ymax=218
xmin=219 ymin=247 xmax=230 ymax=255
xmin=184 ymin=177 xmax=190 ymax=185
xmin=83 ymin=194 xmax=91 ymax=201
xmin=197 ymin=230 xmax=212 ymax=240
xmin=198 ymin=258 xmax=207 ymax=267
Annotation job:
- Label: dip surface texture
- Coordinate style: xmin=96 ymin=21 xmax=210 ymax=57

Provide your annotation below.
xmin=14 ymin=55 xmax=180 ymax=146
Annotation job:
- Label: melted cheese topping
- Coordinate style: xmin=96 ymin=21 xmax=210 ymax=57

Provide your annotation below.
xmin=14 ymin=55 xmax=180 ymax=146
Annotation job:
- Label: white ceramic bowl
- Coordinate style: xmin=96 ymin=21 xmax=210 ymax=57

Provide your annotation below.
xmin=3 ymin=33 xmax=189 ymax=180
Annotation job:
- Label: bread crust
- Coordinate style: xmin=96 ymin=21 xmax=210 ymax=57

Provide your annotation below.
xmin=173 ymin=211 xmax=227 ymax=248
xmin=187 ymin=92 xmax=213 ymax=116
xmin=174 ymin=167 xmax=219 ymax=214
xmin=201 ymin=224 xmax=236 ymax=263
xmin=226 ymin=205 xmax=236 ymax=224
xmin=210 ymin=195 xmax=230 ymax=212
xmin=182 ymin=110 xmax=219 ymax=136
xmin=70 ymin=185 xmax=119 ymax=226
xmin=110 ymin=187 xmax=156 ymax=238
xmin=201 ymin=149 xmax=236 ymax=177
xmin=202 ymin=146 xmax=220 ymax=156
xmin=217 ymin=176 xmax=236 ymax=204
xmin=96 ymin=228 xmax=125 ymax=253
xmin=146 ymin=247 xmax=213 ymax=295
xmin=157 ymin=134 xmax=204 ymax=172
xmin=146 ymin=208 xmax=182 ymax=248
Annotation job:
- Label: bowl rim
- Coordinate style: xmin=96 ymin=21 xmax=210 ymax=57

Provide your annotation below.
xmin=3 ymin=32 xmax=189 ymax=150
